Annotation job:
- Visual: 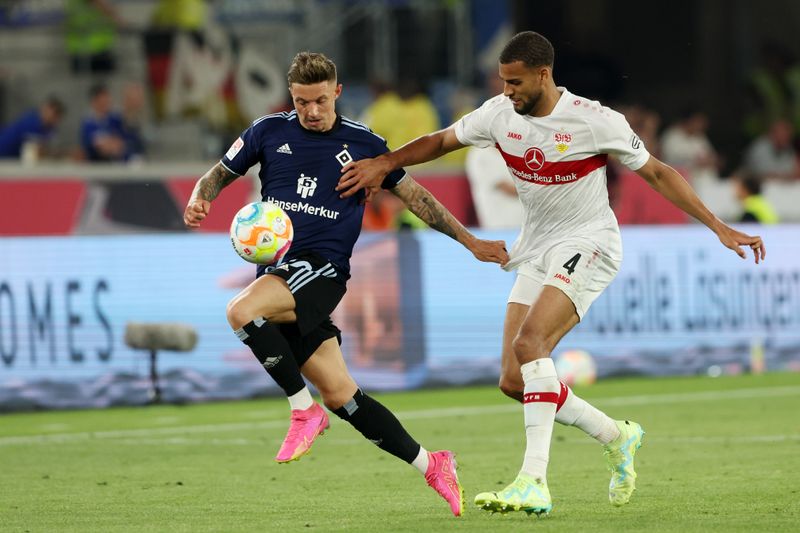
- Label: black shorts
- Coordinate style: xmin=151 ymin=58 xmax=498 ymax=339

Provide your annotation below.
xmin=261 ymin=251 xmax=347 ymax=365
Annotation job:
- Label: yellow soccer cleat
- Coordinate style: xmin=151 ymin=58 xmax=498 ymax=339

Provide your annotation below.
xmin=604 ymin=419 xmax=645 ymax=506
xmin=475 ymin=473 xmax=552 ymax=516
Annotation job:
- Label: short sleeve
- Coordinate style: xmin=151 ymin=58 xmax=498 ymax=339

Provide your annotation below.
xmin=591 ymin=109 xmax=651 ymax=171
xmin=364 ymin=133 xmax=409 ymax=189
xmin=221 ymin=124 xmax=260 ymax=175
xmin=453 ymin=98 xmax=497 ymax=149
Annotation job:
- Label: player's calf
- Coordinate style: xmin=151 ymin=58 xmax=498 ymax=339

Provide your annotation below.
xmin=332 ymin=388 xmax=463 ymax=516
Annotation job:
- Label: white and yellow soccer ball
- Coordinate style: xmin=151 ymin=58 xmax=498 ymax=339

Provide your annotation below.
xmin=554 ymin=349 xmax=597 ymax=387
xmin=230 ymin=202 xmax=293 ymax=264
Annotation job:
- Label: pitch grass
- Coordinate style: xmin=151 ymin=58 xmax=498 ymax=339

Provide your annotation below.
xmin=1 ymin=373 xmax=799 ymax=532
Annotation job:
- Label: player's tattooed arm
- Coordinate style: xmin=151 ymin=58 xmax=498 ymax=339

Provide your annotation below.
xmin=390 ymin=177 xmax=509 ymax=265
xmin=184 ymin=163 xmax=239 ymax=228
xmin=191 ymin=163 xmax=239 ymax=202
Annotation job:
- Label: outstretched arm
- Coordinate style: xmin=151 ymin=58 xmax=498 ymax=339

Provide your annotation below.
xmin=183 ymin=163 xmax=239 ymax=228
xmin=635 ymin=156 xmax=766 ymax=263
xmin=389 ymin=176 xmax=509 ymax=265
xmin=337 ymin=126 xmax=466 ymax=198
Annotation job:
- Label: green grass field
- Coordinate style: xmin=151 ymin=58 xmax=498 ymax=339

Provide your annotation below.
xmin=2 ymin=372 xmax=799 ymax=532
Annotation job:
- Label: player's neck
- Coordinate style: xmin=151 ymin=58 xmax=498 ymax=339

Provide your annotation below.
xmin=529 ymin=84 xmax=562 ymax=118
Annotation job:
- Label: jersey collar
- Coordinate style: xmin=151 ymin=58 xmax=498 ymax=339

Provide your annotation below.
xmin=296 ymin=114 xmax=343 ymax=136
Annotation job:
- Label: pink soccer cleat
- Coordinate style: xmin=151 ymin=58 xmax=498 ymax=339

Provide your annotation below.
xmin=425 ymin=450 xmax=464 ymax=517
xmin=274 ymin=402 xmax=330 ymax=463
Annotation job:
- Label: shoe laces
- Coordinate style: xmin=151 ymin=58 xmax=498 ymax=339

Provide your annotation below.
xmin=510 ymin=475 xmax=536 ymax=491
xmin=285 ymin=408 xmax=313 ymax=440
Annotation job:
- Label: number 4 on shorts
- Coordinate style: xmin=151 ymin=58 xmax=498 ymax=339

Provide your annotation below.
xmin=562 ymin=253 xmax=581 ymax=275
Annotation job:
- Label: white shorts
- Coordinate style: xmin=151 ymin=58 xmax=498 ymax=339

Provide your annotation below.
xmin=507 ymin=231 xmax=622 ymax=319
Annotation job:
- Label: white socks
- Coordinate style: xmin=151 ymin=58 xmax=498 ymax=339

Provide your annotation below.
xmin=555 ymin=384 xmax=620 ymax=445
xmin=520 ymin=358 xmax=560 ymax=480
xmin=288 ymin=387 xmax=314 ymax=411
xmin=411 ymin=446 xmax=430 ymax=474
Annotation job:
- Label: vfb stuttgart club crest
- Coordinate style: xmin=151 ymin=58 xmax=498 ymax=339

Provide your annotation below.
xmin=554 ymin=132 xmax=573 ymax=153
xmin=524 ymin=147 xmax=545 ymax=171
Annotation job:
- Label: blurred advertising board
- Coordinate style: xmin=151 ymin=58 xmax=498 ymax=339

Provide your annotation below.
xmin=1 ymin=226 xmax=798 ymax=410
xmin=421 ymin=225 xmax=800 ymax=381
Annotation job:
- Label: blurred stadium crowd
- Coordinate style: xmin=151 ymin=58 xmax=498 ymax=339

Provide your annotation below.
xmin=2 ymin=0 xmax=800 ymax=229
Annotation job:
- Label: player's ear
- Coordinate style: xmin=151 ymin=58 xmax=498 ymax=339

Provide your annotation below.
xmin=334 ymin=83 xmax=343 ymax=99
xmin=539 ymin=66 xmax=551 ymax=82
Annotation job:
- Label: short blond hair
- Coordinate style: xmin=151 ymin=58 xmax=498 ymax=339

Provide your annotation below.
xmin=287 ymin=52 xmax=337 ymax=86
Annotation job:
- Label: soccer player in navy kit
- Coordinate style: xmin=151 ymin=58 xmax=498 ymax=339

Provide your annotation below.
xmin=183 ymin=52 xmax=509 ymax=516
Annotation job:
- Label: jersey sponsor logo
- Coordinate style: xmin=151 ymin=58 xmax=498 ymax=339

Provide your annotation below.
xmin=335 ymin=148 xmax=353 ymax=167
xmin=524 ymin=147 xmax=545 ymax=171
xmin=276 ymin=143 xmax=292 ymax=154
xmin=630 ymin=134 xmax=642 ymax=150
xmin=554 ymin=132 xmax=573 ymax=153
xmin=225 ymin=137 xmax=244 ymax=159
xmin=496 ymin=143 xmax=608 ymax=186
xmin=266 ymin=195 xmax=340 ymax=220
xmin=507 ymin=131 xmax=523 ymax=140
xmin=297 ymin=173 xmax=318 ymax=198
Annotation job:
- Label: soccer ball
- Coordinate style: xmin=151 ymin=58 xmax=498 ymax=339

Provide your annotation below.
xmin=229 ymin=202 xmax=293 ymax=264
xmin=554 ymin=349 xmax=597 ymax=387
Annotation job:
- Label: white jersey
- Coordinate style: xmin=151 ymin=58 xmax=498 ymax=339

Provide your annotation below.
xmin=454 ymin=87 xmax=650 ymax=271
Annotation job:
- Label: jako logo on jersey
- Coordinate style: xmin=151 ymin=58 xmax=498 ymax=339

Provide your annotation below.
xmin=524 ymin=147 xmax=545 ymax=171
xmin=554 ymin=273 xmax=571 ymax=284
xmin=507 ymin=131 xmax=523 ymax=140
xmin=554 ymin=132 xmax=573 ymax=153
xmin=297 ymin=173 xmax=318 ymax=198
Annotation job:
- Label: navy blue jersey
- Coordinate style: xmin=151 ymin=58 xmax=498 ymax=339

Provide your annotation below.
xmin=221 ymin=111 xmax=406 ymax=275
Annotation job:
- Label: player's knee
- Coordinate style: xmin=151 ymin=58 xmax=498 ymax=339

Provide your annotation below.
xmin=226 ymin=295 xmax=287 ymax=329
xmin=316 ymin=380 xmax=358 ymax=411
xmin=511 ymin=332 xmax=551 ymax=361
xmin=225 ymin=297 xmax=257 ymax=329
xmin=498 ymin=376 xmax=524 ymax=402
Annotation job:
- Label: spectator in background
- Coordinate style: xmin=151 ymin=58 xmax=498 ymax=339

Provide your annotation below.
xmin=81 ymin=83 xmax=140 ymax=162
xmin=465 ymin=146 xmax=523 ymax=229
xmin=464 ymin=69 xmax=524 ymax=229
xmin=734 ymin=174 xmax=779 ymax=224
xmin=0 ymin=96 xmax=65 ymax=160
xmin=144 ymin=0 xmax=209 ymax=119
xmin=362 ymin=80 xmax=440 ymax=229
xmin=743 ymin=118 xmax=799 ymax=181
xmin=362 ymin=80 xmax=440 ymax=152
xmin=744 ymin=42 xmax=800 ymax=139
xmin=361 ymin=192 xmax=403 ymax=231
xmin=120 ymin=82 xmax=147 ymax=161
xmin=65 ymin=0 xmax=125 ymax=75
xmin=660 ymin=107 xmax=720 ymax=181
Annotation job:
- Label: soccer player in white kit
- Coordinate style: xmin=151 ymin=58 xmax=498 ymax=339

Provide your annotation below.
xmin=337 ymin=31 xmax=765 ymax=515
